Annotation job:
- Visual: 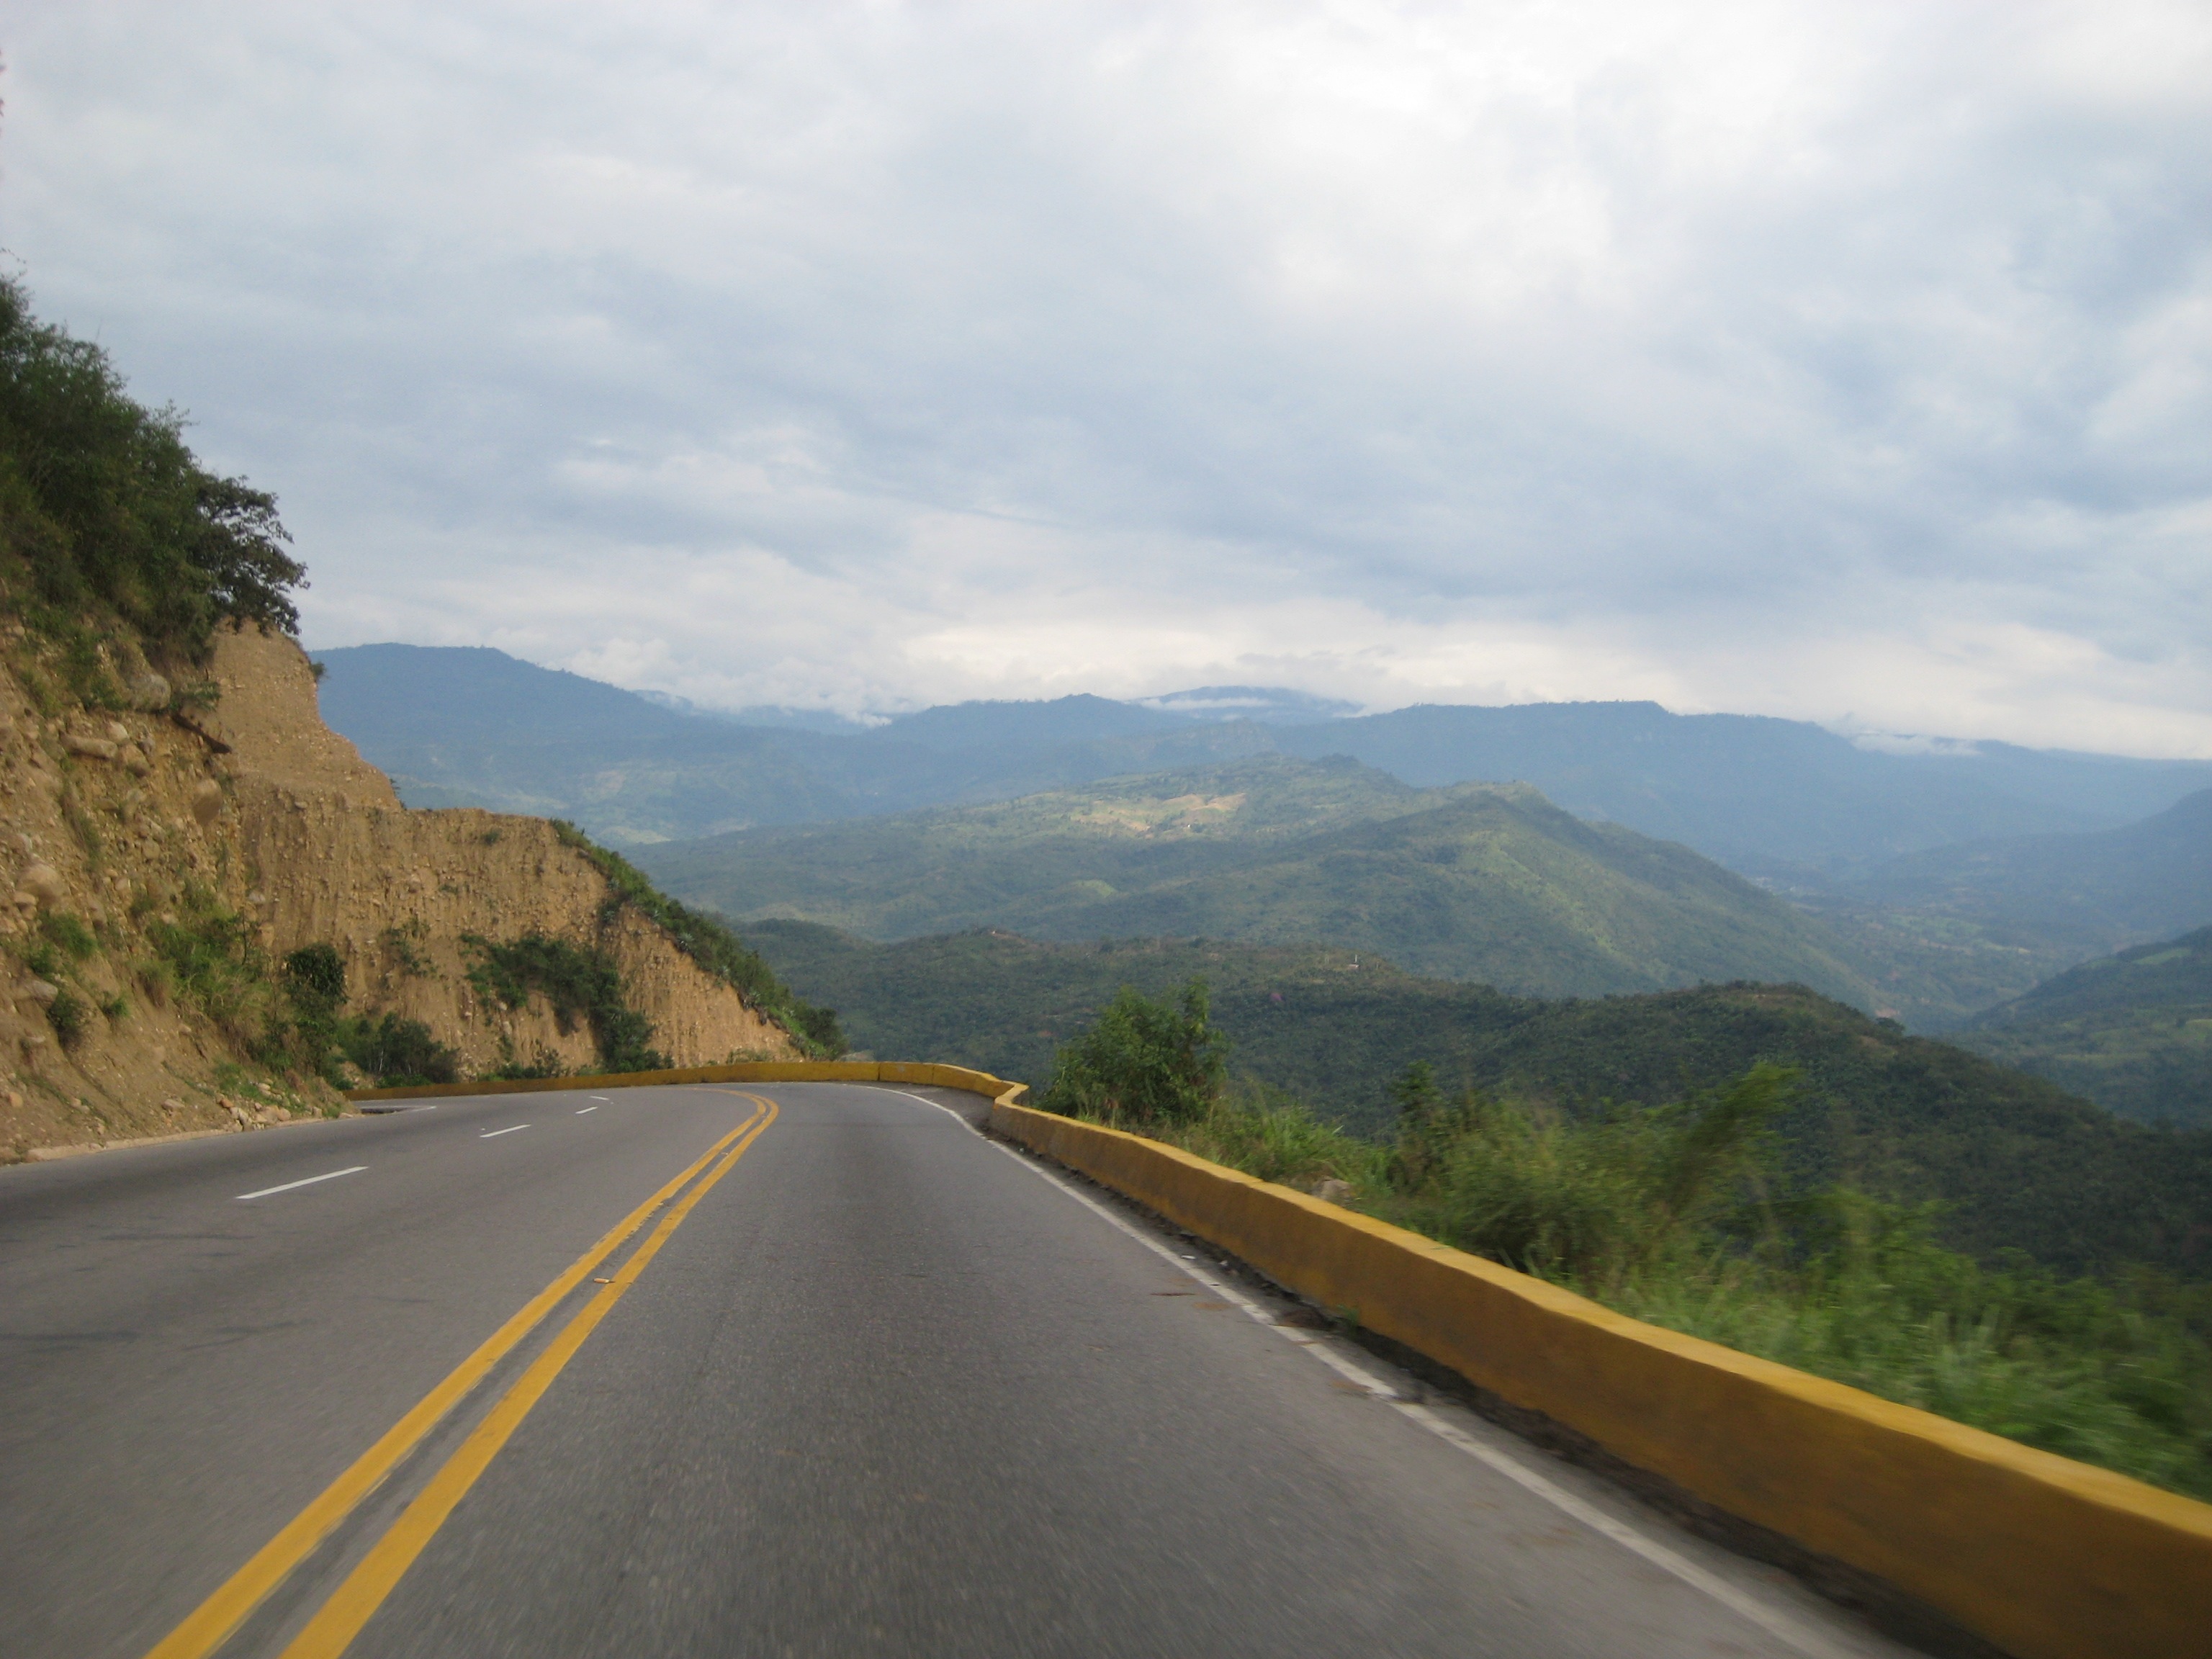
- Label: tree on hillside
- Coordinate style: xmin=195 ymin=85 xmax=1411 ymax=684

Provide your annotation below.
xmin=0 ymin=277 xmax=306 ymax=655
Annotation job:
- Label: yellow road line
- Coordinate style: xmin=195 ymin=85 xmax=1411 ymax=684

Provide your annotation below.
xmin=141 ymin=1095 xmax=770 ymax=1659
xmin=277 ymin=1098 xmax=780 ymax=1659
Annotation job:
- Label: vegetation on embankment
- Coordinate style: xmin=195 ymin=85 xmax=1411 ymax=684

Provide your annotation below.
xmin=0 ymin=276 xmax=303 ymax=673
xmin=551 ymin=822 xmax=844 ymax=1057
xmin=747 ymin=921 xmax=2212 ymax=1277
xmin=464 ymin=933 xmax=665 ymax=1076
xmin=1038 ymin=981 xmax=2212 ymax=1501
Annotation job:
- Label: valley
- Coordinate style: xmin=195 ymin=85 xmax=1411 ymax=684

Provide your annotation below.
xmin=743 ymin=920 xmax=2212 ymax=1280
xmin=318 ymin=642 xmax=2212 ymax=1032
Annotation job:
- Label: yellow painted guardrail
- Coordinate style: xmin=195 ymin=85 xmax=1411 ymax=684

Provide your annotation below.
xmin=345 ymin=1058 xmax=1026 ymax=1103
xmin=351 ymin=1062 xmax=2212 ymax=1658
xmin=984 ymin=1099 xmax=2212 ymax=1659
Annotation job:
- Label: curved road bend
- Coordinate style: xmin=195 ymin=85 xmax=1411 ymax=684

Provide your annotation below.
xmin=1 ymin=1082 xmax=1927 ymax=1658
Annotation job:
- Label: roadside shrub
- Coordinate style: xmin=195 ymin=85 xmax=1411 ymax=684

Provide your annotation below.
xmin=339 ymin=1012 xmax=460 ymax=1087
xmin=1385 ymin=1063 xmax=1793 ymax=1290
xmin=1167 ymin=1077 xmax=1385 ymax=1192
xmin=1040 ymin=977 xmax=1228 ymax=1127
xmin=282 ymin=943 xmax=346 ymax=1019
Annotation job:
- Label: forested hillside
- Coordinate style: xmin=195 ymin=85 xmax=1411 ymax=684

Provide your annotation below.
xmin=749 ymin=920 xmax=2212 ymax=1278
xmin=1953 ymin=926 xmax=2212 ymax=1128
xmin=639 ymin=757 xmax=1875 ymax=1001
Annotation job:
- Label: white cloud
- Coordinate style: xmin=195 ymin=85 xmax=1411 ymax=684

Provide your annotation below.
xmin=2 ymin=0 xmax=2206 ymax=751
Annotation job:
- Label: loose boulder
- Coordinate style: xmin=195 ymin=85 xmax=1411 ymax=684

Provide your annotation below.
xmin=17 ymin=864 xmax=66 ymax=909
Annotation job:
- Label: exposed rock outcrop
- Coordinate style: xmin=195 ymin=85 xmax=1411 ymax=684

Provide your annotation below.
xmin=0 ymin=624 xmax=797 ymax=1159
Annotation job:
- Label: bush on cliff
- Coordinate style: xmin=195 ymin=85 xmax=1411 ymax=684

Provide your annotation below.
xmin=0 ymin=277 xmax=305 ymax=665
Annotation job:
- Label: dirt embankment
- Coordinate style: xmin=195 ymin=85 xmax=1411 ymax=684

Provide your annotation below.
xmin=0 ymin=626 xmax=796 ymax=1158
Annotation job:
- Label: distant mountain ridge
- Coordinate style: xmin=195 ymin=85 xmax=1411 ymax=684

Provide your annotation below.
xmin=1841 ymin=788 xmax=2212 ymax=951
xmin=310 ymin=644 xmax=2212 ymax=877
xmin=632 ymin=756 xmax=1876 ymax=1004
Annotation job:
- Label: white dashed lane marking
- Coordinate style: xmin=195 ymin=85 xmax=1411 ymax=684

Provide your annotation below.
xmin=235 ymin=1167 xmax=367 ymax=1202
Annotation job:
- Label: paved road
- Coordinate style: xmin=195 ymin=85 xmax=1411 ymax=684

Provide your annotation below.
xmin=0 ymin=1083 xmax=1925 ymax=1658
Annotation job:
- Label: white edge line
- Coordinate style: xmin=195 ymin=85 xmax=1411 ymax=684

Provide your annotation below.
xmin=235 ymin=1166 xmax=368 ymax=1202
xmin=866 ymin=1084 xmax=1856 ymax=1659
xmin=480 ymin=1125 xmax=531 ymax=1138
xmin=575 ymin=1106 xmax=599 ymax=1114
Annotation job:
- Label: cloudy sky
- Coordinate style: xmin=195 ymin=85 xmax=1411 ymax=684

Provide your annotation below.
xmin=3 ymin=2 xmax=2208 ymax=752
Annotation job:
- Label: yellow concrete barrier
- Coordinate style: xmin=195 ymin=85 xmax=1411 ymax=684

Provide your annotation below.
xmin=989 ymin=1098 xmax=2212 ymax=1659
xmin=345 ymin=1058 xmax=1030 ymax=1105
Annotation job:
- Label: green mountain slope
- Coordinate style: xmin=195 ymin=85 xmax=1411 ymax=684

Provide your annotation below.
xmin=1950 ymin=926 xmax=2212 ymax=1128
xmin=1844 ymin=788 xmax=2212 ymax=952
xmin=638 ymin=757 xmax=1875 ymax=1002
xmin=745 ymin=921 xmax=2212 ymax=1277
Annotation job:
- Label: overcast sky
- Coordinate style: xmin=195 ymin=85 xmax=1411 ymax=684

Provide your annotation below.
xmin=3 ymin=2 xmax=2208 ymax=752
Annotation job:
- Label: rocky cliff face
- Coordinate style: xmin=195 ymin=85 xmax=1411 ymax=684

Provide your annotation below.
xmin=0 ymin=624 xmax=796 ymax=1159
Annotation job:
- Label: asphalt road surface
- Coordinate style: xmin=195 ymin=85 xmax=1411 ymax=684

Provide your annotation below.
xmin=0 ymin=1082 xmax=1928 ymax=1658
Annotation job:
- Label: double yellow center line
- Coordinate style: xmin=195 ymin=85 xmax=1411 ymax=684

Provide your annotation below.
xmin=146 ymin=1092 xmax=779 ymax=1659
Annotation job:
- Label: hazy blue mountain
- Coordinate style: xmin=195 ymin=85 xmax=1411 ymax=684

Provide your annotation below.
xmin=1262 ymin=702 xmax=2212 ymax=876
xmin=311 ymin=644 xmax=871 ymax=836
xmin=1844 ymin=789 xmax=2212 ymax=950
xmin=1133 ymin=685 xmax=1361 ymax=723
xmin=310 ymin=644 xmax=2212 ymax=878
xmin=868 ymin=693 xmax=1192 ymax=752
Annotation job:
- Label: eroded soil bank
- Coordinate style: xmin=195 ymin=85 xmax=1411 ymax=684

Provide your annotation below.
xmin=0 ymin=625 xmax=795 ymax=1158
